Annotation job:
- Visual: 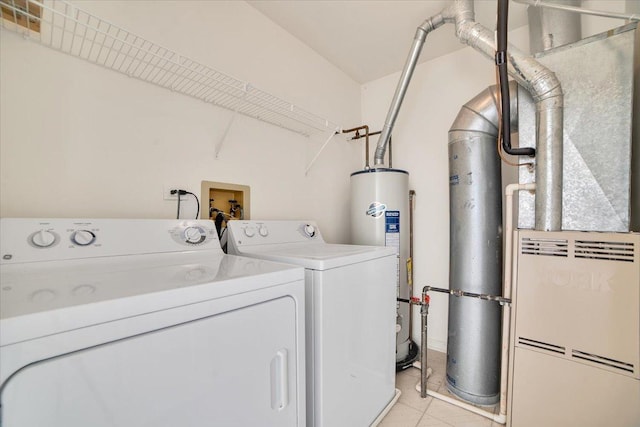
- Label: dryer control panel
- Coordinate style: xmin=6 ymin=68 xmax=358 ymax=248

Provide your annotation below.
xmin=227 ymin=220 xmax=323 ymax=248
xmin=1 ymin=219 xmax=221 ymax=264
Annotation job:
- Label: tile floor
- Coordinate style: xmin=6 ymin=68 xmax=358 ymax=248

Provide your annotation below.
xmin=379 ymin=350 xmax=504 ymax=427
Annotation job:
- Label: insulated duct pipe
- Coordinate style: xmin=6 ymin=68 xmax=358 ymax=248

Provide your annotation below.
xmin=374 ymin=0 xmax=564 ymax=231
xmin=447 ymin=81 xmax=518 ymax=405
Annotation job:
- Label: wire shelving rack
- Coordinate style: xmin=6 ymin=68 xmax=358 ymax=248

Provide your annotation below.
xmin=0 ymin=0 xmax=340 ymax=137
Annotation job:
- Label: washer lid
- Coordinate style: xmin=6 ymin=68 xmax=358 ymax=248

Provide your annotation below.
xmin=235 ymin=242 xmax=396 ymax=270
xmin=0 ymin=251 xmax=303 ymax=346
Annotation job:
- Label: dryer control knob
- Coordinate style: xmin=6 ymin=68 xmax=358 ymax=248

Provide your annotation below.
xmin=183 ymin=226 xmax=206 ymax=244
xmin=31 ymin=229 xmax=57 ymax=248
xmin=303 ymin=224 xmax=316 ymax=238
xmin=71 ymin=230 xmax=96 ymax=246
xmin=244 ymin=226 xmax=256 ymax=238
xmin=258 ymin=225 xmax=269 ymax=237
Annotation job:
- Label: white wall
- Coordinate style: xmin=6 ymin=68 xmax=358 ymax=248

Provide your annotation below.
xmin=0 ymin=1 xmax=362 ymax=244
xmin=361 ymin=2 xmax=630 ymax=352
xmin=1 ymin=0 xmax=631 ymax=350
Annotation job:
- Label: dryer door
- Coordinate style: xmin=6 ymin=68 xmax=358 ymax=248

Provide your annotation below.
xmin=1 ymin=296 xmax=299 ymax=427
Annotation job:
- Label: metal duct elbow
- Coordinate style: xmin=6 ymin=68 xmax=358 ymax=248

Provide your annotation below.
xmin=449 ymin=82 xmax=519 ymax=137
xmin=447 ymin=0 xmax=564 ymax=231
xmin=375 ymin=0 xmax=564 ymax=230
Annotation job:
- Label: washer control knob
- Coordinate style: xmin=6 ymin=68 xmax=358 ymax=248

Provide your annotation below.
xmin=183 ymin=226 xmax=206 ymax=244
xmin=244 ymin=226 xmax=256 ymax=238
xmin=71 ymin=230 xmax=96 ymax=246
xmin=258 ymin=225 xmax=269 ymax=237
xmin=303 ymin=224 xmax=316 ymax=238
xmin=31 ymin=230 xmax=57 ymax=248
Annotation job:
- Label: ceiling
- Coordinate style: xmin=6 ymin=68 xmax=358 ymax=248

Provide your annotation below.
xmin=247 ymin=0 xmax=530 ymax=84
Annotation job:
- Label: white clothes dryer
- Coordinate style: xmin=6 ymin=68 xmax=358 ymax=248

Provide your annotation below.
xmin=0 ymin=218 xmax=305 ymax=427
xmin=227 ymin=220 xmax=398 ymax=427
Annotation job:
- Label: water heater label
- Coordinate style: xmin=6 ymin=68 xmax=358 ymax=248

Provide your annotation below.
xmin=366 ymin=202 xmax=387 ymax=218
xmin=385 ymin=211 xmax=400 ymax=254
xmin=385 ymin=211 xmax=401 ymax=290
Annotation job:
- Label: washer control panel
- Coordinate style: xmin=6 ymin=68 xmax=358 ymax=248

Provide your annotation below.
xmin=1 ymin=219 xmax=221 ymax=263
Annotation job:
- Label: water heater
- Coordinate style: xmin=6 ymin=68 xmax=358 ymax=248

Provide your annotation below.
xmin=350 ymin=168 xmax=414 ymax=366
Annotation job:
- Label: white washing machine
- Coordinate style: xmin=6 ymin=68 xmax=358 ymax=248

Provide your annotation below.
xmin=0 ymin=218 xmax=306 ymax=427
xmin=227 ymin=220 xmax=398 ymax=427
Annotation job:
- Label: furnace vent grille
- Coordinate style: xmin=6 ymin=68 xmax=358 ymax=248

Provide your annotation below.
xmin=575 ymin=240 xmax=635 ymax=263
xmin=521 ymin=238 xmax=568 ymax=257
xmin=518 ymin=337 xmax=565 ymax=355
xmin=572 ymin=350 xmax=635 ymax=374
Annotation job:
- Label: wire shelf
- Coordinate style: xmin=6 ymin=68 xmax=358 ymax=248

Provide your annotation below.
xmin=0 ymin=0 xmax=340 ymax=137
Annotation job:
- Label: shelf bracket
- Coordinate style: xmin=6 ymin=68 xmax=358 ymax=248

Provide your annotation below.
xmin=214 ymin=108 xmax=239 ymax=159
xmin=214 ymin=82 xmax=249 ymax=159
xmin=305 ymin=128 xmax=341 ymax=176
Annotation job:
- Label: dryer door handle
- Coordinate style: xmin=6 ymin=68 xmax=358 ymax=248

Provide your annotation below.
xmin=270 ymin=349 xmax=289 ymax=411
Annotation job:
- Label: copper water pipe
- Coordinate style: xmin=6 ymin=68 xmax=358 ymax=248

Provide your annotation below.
xmin=342 ymin=125 xmax=370 ymax=169
xmin=352 ymin=129 xmax=381 ymax=137
xmin=346 ymin=128 xmax=394 ymax=168
xmin=408 ymin=189 xmax=416 ymax=339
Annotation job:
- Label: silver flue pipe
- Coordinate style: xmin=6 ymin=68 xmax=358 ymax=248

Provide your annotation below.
xmin=373 ymin=15 xmax=445 ymax=166
xmin=373 ymin=0 xmax=564 ymax=231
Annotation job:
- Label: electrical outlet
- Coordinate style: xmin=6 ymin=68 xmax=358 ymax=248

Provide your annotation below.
xmin=163 ymin=185 xmax=186 ymax=200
